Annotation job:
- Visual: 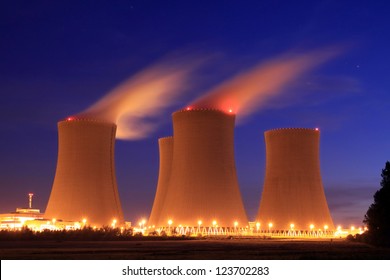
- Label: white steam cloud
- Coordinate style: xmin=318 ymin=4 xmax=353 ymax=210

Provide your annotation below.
xmin=190 ymin=46 xmax=343 ymax=120
xmin=75 ymin=46 xmax=344 ymax=138
xmin=76 ymin=59 xmax=197 ymax=139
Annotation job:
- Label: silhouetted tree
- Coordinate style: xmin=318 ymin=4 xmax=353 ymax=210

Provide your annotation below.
xmin=363 ymin=161 xmax=390 ymax=247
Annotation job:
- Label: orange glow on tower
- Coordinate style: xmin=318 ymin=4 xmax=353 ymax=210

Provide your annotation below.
xmin=257 ymin=128 xmax=334 ymax=230
xmin=150 ymin=108 xmax=248 ymax=227
xmin=44 ymin=119 xmax=124 ymax=227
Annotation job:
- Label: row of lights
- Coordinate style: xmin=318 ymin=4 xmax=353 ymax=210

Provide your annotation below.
xmin=48 ymin=217 xmax=119 ymax=229
xmin=139 ymin=218 xmax=368 ymax=233
xmin=164 ymin=219 xmax=330 ymax=231
xmin=165 ymin=219 xmax=243 ymax=228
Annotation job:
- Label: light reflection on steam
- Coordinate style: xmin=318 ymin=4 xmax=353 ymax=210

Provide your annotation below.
xmin=190 ymin=47 xmax=342 ymax=120
xmin=75 ymin=46 xmax=343 ymax=138
xmin=76 ymin=59 xmax=197 ymax=140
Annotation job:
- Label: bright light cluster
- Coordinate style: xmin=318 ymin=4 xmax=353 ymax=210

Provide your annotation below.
xmin=126 ymin=218 xmax=368 ymax=238
xmin=1 ymin=213 xmax=367 ymax=239
xmin=0 ymin=216 xmax=123 ymax=232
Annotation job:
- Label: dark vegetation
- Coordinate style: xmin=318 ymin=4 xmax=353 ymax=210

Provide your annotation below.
xmin=0 ymin=226 xmax=194 ymax=241
xmin=349 ymin=161 xmax=390 ymax=247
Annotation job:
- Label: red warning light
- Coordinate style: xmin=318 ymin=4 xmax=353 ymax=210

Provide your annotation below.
xmin=228 ymin=109 xmax=233 ymax=113
xmin=315 ymin=128 xmax=319 ymax=131
xmin=67 ymin=117 xmax=74 ymax=121
xmin=186 ymin=107 xmax=191 ymax=111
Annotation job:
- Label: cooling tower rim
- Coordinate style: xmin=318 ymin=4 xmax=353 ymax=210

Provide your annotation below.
xmin=173 ymin=107 xmax=234 ymax=116
xmin=59 ymin=117 xmax=116 ymax=126
xmin=159 ymin=136 xmax=173 ymax=141
xmin=265 ymin=127 xmax=320 ymax=134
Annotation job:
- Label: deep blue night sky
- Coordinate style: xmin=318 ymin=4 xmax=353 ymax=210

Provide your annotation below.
xmin=1 ymin=0 xmax=389 ymax=227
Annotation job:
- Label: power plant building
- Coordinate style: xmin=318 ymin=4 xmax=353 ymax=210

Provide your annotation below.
xmin=0 ymin=193 xmax=43 ymax=230
xmin=256 ymin=128 xmax=334 ymax=231
xmin=150 ymin=109 xmax=248 ymax=228
xmin=44 ymin=118 xmax=124 ymax=227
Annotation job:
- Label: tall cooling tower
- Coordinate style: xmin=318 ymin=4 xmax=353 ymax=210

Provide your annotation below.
xmin=148 ymin=136 xmax=173 ymax=227
xmin=44 ymin=118 xmax=124 ymax=227
xmin=154 ymin=109 xmax=248 ymax=227
xmin=256 ymin=128 xmax=334 ymax=230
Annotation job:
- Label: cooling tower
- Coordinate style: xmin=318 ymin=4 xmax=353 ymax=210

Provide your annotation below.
xmin=148 ymin=136 xmax=173 ymax=227
xmin=154 ymin=109 xmax=248 ymax=228
xmin=256 ymin=128 xmax=334 ymax=230
xmin=44 ymin=118 xmax=124 ymax=227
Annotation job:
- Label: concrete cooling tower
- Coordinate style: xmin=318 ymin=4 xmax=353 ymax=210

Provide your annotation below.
xmin=44 ymin=118 xmax=124 ymax=227
xmin=148 ymin=137 xmax=173 ymax=227
xmin=256 ymin=128 xmax=334 ymax=231
xmin=152 ymin=109 xmax=248 ymax=228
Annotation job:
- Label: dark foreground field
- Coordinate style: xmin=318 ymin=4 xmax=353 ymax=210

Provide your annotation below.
xmin=1 ymin=238 xmax=389 ymax=260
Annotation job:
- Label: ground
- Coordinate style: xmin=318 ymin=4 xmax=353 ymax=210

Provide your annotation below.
xmin=1 ymin=237 xmax=390 ymax=260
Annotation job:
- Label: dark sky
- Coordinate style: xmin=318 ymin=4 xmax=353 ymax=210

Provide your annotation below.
xmin=1 ymin=0 xmax=389 ymax=227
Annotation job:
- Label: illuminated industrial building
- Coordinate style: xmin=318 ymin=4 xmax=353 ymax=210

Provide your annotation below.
xmin=44 ymin=118 xmax=124 ymax=227
xmin=150 ymin=109 xmax=248 ymax=228
xmin=0 ymin=193 xmax=43 ymax=230
xmin=256 ymin=128 xmax=334 ymax=231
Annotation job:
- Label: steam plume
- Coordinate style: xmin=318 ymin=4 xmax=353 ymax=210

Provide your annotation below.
xmin=190 ymin=47 xmax=342 ymax=120
xmin=76 ymin=59 xmax=196 ymax=140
